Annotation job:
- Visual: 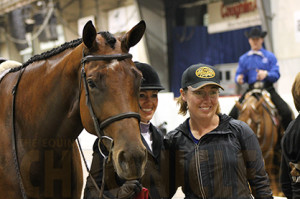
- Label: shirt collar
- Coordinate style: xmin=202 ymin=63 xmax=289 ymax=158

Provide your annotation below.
xmin=247 ymin=50 xmax=263 ymax=57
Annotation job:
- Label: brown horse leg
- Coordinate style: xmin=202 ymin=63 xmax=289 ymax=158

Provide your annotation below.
xmin=264 ymin=151 xmax=280 ymax=196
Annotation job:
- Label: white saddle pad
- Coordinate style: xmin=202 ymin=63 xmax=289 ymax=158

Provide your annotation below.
xmin=0 ymin=60 xmax=22 ymax=82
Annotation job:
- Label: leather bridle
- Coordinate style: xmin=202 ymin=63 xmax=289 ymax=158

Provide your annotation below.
xmin=11 ymin=52 xmax=141 ymax=199
xmin=80 ymin=53 xmax=141 ymax=139
xmin=79 ymin=52 xmax=141 ymax=198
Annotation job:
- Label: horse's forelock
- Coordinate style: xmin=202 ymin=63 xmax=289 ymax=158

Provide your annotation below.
xmin=99 ymin=31 xmax=116 ymax=49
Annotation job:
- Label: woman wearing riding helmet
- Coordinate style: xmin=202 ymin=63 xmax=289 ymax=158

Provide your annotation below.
xmin=84 ymin=62 xmax=171 ymax=199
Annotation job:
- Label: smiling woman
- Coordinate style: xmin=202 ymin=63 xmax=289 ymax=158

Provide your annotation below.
xmin=165 ymin=63 xmax=273 ymax=198
xmin=84 ymin=62 xmax=174 ymax=199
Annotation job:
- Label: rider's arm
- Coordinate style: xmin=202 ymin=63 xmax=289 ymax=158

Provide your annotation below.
xmin=263 ymin=53 xmax=280 ymax=83
xmin=235 ymin=55 xmax=248 ymax=84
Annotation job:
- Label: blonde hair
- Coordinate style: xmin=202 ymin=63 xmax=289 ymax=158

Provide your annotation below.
xmin=292 ymin=72 xmax=300 ymax=112
xmin=176 ymin=89 xmax=221 ymax=116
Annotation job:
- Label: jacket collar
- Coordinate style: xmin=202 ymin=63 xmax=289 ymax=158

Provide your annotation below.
xmin=175 ymin=114 xmax=233 ymax=139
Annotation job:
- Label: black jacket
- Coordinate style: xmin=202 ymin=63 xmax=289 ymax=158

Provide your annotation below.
xmin=165 ymin=114 xmax=273 ymax=199
xmin=280 ymin=114 xmax=300 ymax=199
xmin=83 ymin=123 xmax=172 ymax=199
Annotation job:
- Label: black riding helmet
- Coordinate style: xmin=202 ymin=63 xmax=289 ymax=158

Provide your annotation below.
xmin=134 ymin=61 xmax=164 ymax=91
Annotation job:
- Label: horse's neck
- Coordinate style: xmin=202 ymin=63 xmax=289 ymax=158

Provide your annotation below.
xmin=17 ymin=46 xmax=84 ymax=140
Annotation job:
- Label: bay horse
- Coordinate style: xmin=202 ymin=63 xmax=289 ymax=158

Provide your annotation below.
xmin=236 ymin=89 xmax=283 ymax=196
xmin=0 ymin=20 xmax=147 ymax=198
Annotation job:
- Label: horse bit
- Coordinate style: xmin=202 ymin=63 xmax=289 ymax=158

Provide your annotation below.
xmin=11 ymin=52 xmax=141 ymax=199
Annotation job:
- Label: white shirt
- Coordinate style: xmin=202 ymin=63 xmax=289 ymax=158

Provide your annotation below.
xmin=140 ymin=122 xmax=153 ymax=151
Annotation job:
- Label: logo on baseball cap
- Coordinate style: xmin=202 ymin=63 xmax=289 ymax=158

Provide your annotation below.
xmin=181 ymin=63 xmax=224 ymax=90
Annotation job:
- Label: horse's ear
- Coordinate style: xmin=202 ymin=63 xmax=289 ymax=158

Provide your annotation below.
xmin=121 ymin=20 xmax=146 ymax=52
xmin=235 ymin=101 xmax=243 ymax=110
xmin=82 ymin=20 xmax=97 ymax=49
xmin=255 ymin=98 xmax=264 ymax=109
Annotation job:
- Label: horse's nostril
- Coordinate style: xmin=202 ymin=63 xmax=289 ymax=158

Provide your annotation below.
xmin=118 ymin=151 xmax=129 ymax=172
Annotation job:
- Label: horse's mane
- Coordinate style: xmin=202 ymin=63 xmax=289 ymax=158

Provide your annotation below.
xmin=10 ymin=38 xmax=82 ymax=72
xmin=10 ymin=31 xmax=116 ymax=73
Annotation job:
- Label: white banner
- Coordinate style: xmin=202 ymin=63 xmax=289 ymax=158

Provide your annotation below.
xmin=208 ymin=0 xmax=261 ymax=34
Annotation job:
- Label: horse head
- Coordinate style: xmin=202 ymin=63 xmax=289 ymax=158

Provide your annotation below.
xmin=79 ymin=21 xmax=147 ymax=180
xmin=237 ymin=94 xmax=264 ymax=134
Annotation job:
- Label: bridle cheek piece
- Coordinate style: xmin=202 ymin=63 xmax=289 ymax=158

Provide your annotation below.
xmin=80 ymin=52 xmax=140 ymax=153
xmin=79 ymin=52 xmax=141 ymax=198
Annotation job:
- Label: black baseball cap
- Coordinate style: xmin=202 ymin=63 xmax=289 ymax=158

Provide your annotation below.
xmin=181 ymin=63 xmax=224 ymax=90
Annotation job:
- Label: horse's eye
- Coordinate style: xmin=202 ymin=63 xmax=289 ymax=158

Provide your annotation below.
xmin=87 ymin=79 xmax=96 ymax=88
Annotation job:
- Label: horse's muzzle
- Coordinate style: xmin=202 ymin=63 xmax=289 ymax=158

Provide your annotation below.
xmin=114 ymin=147 xmax=147 ymax=180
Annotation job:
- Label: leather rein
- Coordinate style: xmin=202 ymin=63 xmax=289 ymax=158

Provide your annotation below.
xmin=11 ymin=52 xmax=140 ymax=199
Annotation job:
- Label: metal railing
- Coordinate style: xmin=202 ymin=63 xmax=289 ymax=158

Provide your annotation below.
xmin=0 ymin=0 xmax=37 ymax=15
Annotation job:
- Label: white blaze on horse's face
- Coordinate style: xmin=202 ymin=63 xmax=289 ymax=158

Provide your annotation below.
xmin=108 ymin=60 xmax=119 ymax=69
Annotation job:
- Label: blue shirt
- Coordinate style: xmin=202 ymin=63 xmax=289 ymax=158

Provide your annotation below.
xmin=187 ymin=118 xmax=200 ymax=144
xmin=235 ymin=48 xmax=280 ymax=85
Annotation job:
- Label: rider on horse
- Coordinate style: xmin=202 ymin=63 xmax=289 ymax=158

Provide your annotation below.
xmin=229 ymin=27 xmax=293 ymax=130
